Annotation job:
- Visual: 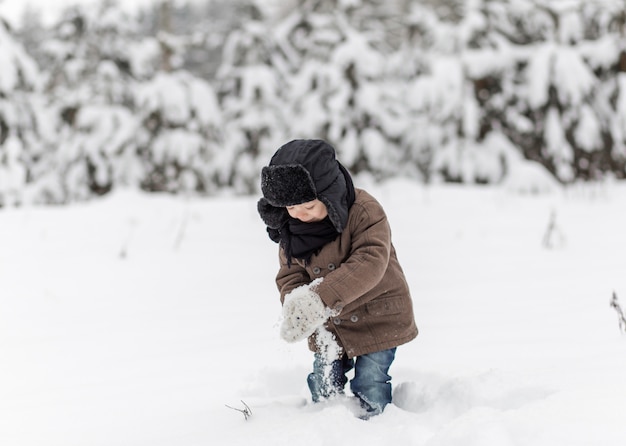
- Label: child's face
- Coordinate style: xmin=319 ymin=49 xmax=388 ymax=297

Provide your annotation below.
xmin=286 ymin=199 xmax=328 ymax=223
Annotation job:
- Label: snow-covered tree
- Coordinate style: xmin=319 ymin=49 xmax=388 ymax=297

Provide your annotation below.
xmin=394 ymin=0 xmax=626 ymax=184
xmin=36 ymin=2 xmax=146 ymax=201
xmin=499 ymin=0 xmax=623 ymax=182
xmin=3 ymin=0 xmax=626 ymax=205
xmin=392 ymin=1 xmax=510 ymax=184
xmin=455 ymin=0 xmax=626 ymax=183
xmin=273 ymin=0 xmax=409 ymax=179
xmin=216 ymin=10 xmax=290 ymax=193
xmin=135 ymin=70 xmax=224 ymax=194
xmin=0 ymin=18 xmax=55 ymax=206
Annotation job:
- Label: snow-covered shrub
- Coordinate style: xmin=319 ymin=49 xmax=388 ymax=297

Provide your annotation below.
xmin=56 ymin=104 xmax=140 ymax=200
xmin=0 ymin=19 xmax=52 ymax=206
xmin=135 ymin=71 xmax=224 ymax=194
xmin=32 ymin=4 xmax=145 ymax=202
xmin=217 ymin=18 xmax=289 ymax=193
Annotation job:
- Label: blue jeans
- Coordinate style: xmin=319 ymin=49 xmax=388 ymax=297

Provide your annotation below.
xmin=307 ymin=348 xmax=397 ymax=417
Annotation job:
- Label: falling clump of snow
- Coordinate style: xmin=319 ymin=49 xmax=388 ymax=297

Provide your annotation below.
xmin=314 ymin=326 xmax=342 ymax=364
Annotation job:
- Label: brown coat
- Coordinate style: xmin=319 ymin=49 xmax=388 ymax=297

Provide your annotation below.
xmin=275 ymin=188 xmax=418 ymax=358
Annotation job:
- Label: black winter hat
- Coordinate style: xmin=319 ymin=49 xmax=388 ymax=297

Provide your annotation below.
xmin=258 ymin=139 xmax=353 ymax=233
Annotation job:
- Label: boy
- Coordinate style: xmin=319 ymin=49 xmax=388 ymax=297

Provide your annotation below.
xmin=257 ymin=139 xmax=417 ymax=418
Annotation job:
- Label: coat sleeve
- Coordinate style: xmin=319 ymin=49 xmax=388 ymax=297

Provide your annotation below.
xmin=316 ymin=198 xmax=391 ymax=313
xmin=275 ymin=249 xmax=311 ymax=304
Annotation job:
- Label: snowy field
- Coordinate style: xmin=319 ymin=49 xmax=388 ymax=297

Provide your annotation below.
xmin=2 ymin=179 xmax=626 ymax=445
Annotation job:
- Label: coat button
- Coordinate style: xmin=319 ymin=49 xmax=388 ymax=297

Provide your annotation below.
xmin=350 ymin=314 xmax=359 ymax=323
xmin=312 ymin=267 xmax=321 ymax=275
xmin=333 ymin=318 xmax=342 ymax=325
xmin=327 ymin=263 xmax=336 ymax=271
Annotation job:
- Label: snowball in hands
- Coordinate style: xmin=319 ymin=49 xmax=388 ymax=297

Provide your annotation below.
xmin=280 ymin=279 xmax=328 ymax=343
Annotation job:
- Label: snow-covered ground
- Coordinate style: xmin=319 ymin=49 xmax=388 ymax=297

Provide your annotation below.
xmin=2 ymin=180 xmax=626 ymax=445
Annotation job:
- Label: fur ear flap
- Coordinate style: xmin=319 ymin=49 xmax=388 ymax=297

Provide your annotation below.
xmin=257 ymin=198 xmax=289 ymax=229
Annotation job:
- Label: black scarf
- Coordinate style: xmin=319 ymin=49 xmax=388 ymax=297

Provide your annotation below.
xmin=270 ymin=217 xmax=339 ymax=266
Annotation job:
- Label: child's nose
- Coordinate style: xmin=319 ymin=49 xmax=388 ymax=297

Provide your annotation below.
xmin=287 ymin=206 xmax=303 ymax=219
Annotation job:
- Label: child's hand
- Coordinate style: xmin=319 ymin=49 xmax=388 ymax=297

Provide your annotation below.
xmin=280 ymin=279 xmax=328 ymax=343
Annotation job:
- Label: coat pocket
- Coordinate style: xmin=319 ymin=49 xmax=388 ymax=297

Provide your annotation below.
xmin=365 ymin=296 xmax=404 ymax=317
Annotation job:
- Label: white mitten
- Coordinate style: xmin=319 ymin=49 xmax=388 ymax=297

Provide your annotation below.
xmin=280 ymin=278 xmax=327 ymax=343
